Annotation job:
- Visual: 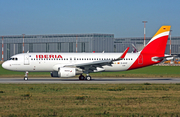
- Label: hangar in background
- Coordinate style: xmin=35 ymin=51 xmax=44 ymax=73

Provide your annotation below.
xmin=114 ymin=37 xmax=180 ymax=56
xmin=0 ymin=34 xmax=114 ymax=60
xmin=0 ymin=33 xmax=180 ymax=61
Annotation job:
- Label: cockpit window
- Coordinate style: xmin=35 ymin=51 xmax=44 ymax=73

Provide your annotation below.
xmin=10 ymin=57 xmax=18 ymax=61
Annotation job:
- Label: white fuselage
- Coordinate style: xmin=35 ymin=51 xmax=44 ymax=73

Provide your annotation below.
xmin=2 ymin=53 xmax=140 ymax=72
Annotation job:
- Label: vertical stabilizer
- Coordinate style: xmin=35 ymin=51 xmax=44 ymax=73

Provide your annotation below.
xmin=128 ymin=26 xmax=171 ymax=70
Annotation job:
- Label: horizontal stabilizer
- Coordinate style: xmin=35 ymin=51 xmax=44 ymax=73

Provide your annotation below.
xmin=152 ymin=55 xmax=177 ymax=61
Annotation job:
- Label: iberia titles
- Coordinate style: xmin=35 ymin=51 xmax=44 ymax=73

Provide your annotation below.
xmin=36 ymin=55 xmax=63 ymax=58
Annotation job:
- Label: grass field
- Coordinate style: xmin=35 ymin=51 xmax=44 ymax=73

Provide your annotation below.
xmin=0 ymin=84 xmax=180 ymax=116
xmin=1 ymin=65 xmax=180 ymax=116
xmin=0 ymin=65 xmax=180 ymax=78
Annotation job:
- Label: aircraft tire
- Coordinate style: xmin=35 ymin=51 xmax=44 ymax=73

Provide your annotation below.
xmin=24 ymin=77 xmax=28 ymax=81
xmin=86 ymin=76 xmax=91 ymax=81
xmin=79 ymin=75 xmax=85 ymax=80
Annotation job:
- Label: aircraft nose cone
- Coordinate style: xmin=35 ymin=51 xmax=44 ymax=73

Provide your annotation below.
xmin=2 ymin=62 xmax=8 ymax=70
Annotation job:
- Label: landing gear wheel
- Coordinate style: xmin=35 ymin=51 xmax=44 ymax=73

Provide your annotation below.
xmin=79 ymin=74 xmax=85 ymax=80
xmin=24 ymin=71 xmax=29 ymax=81
xmin=24 ymin=77 xmax=28 ymax=81
xmin=86 ymin=76 xmax=91 ymax=81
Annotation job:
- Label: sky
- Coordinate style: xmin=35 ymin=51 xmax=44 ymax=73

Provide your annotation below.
xmin=0 ymin=0 xmax=180 ymax=38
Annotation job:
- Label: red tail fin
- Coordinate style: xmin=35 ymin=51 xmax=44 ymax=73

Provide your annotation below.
xmin=141 ymin=26 xmax=171 ymax=56
xmin=128 ymin=26 xmax=171 ymax=70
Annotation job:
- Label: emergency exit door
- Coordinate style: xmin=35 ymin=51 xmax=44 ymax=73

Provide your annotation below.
xmin=24 ymin=54 xmax=30 ymax=65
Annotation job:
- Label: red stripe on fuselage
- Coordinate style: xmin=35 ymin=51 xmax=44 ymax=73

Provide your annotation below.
xmin=128 ymin=53 xmax=162 ymax=70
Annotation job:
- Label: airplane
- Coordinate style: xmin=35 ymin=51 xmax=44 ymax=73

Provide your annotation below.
xmin=132 ymin=44 xmax=138 ymax=53
xmin=2 ymin=26 xmax=173 ymax=81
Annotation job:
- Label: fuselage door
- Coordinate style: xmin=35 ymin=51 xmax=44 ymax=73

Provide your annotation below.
xmin=24 ymin=54 xmax=30 ymax=65
xmin=138 ymin=54 xmax=143 ymax=65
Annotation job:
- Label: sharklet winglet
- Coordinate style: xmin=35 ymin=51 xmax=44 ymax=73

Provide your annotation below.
xmin=113 ymin=47 xmax=129 ymax=61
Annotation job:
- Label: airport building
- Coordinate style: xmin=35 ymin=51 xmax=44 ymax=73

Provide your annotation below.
xmin=0 ymin=34 xmax=114 ymax=61
xmin=0 ymin=34 xmax=180 ymax=61
xmin=114 ymin=37 xmax=180 ymax=55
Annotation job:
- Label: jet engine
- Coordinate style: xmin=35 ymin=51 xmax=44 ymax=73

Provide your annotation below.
xmin=51 ymin=67 xmax=76 ymax=77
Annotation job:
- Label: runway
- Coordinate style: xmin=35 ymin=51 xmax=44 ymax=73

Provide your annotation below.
xmin=0 ymin=78 xmax=180 ymax=84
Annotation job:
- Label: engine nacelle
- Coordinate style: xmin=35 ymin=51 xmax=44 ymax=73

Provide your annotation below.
xmin=51 ymin=67 xmax=76 ymax=77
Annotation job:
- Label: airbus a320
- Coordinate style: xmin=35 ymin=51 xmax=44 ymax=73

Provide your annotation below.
xmin=2 ymin=26 xmax=172 ymax=81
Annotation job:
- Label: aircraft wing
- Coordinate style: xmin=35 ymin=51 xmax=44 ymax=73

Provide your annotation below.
xmin=64 ymin=47 xmax=129 ymax=73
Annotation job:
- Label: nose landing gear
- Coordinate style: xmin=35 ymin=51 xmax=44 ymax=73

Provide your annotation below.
xmin=24 ymin=71 xmax=28 ymax=81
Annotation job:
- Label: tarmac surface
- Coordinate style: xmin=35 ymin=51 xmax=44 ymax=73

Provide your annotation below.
xmin=0 ymin=77 xmax=180 ymax=84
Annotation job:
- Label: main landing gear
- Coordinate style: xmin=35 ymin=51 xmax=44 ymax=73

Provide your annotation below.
xmin=24 ymin=71 xmax=28 ymax=81
xmin=79 ymin=74 xmax=92 ymax=81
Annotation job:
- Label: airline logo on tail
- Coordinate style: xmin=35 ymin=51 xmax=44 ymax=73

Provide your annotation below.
xmin=129 ymin=26 xmax=171 ymax=70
